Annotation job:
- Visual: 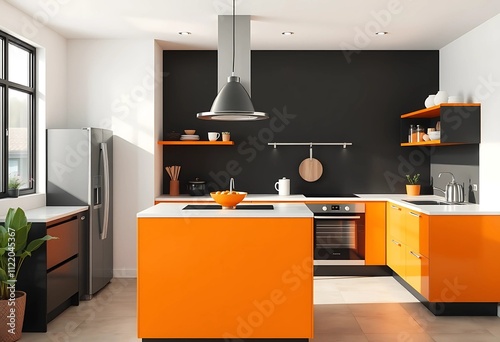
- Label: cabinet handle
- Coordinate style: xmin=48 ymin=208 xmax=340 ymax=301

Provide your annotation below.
xmin=409 ymin=211 xmax=420 ymax=218
xmin=409 ymin=251 xmax=422 ymax=259
xmin=391 ymin=239 xmax=401 ymax=247
xmin=81 ymin=216 xmax=86 ymax=220
xmin=391 ymin=205 xmax=401 ymax=211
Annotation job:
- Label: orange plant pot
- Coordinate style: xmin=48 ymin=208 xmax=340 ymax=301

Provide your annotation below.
xmin=406 ymin=184 xmax=421 ymax=196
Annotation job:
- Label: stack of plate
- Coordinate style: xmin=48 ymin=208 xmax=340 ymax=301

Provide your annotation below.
xmin=180 ymin=135 xmax=200 ymax=141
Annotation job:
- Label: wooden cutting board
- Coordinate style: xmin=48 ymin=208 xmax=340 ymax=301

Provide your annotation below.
xmin=299 ymin=157 xmax=323 ymax=182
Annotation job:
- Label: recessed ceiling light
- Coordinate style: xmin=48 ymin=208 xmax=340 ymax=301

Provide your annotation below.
xmin=178 ymin=31 xmax=191 ymax=35
xmin=375 ymin=31 xmax=388 ymax=36
xmin=282 ymin=31 xmax=294 ymax=36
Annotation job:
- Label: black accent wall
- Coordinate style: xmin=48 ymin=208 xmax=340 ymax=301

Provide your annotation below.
xmin=163 ymin=50 xmax=439 ymax=195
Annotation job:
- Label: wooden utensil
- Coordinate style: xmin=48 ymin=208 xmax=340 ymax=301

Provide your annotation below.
xmin=298 ymin=145 xmax=323 ymax=182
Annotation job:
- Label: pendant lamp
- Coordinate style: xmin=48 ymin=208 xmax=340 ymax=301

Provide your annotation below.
xmin=197 ymin=0 xmax=268 ymax=121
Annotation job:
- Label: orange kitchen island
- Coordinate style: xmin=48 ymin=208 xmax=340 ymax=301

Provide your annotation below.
xmin=137 ymin=203 xmax=314 ymax=341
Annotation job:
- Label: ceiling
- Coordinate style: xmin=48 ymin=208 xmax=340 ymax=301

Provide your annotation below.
xmin=5 ymin=0 xmax=500 ymax=50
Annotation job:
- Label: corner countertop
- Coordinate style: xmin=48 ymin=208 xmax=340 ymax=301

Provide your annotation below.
xmin=1 ymin=206 xmax=88 ymax=223
xmin=137 ymin=202 xmax=313 ymax=218
xmin=155 ymin=194 xmax=500 ymax=216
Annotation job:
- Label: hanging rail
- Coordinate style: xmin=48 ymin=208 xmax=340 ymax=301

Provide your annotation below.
xmin=268 ymin=142 xmax=353 ymax=148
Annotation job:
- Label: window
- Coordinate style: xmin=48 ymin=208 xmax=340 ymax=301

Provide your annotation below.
xmin=0 ymin=30 xmax=36 ymax=197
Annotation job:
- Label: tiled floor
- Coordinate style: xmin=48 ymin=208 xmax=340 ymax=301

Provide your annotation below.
xmin=21 ymin=276 xmax=500 ymax=341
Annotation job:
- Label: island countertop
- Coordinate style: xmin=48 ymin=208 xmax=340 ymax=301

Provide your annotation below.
xmin=137 ymin=202 xmax=313 ymax=218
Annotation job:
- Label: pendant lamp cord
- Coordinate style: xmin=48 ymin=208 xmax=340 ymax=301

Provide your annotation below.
xmin=232 ymin=0 xmax=235 ymax=75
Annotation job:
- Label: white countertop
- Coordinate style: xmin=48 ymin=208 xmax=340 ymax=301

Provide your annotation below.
xmin=156 ymin=193 xmax=500 ymax=215
xmin=137 ymin=202 xmax=313 ymax=218
xmin=0 ymin=206 xmax=88 ymax=223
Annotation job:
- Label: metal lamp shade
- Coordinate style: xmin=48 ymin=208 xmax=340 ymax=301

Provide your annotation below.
xmin=197 ymin=76 xmax=268 ymax=121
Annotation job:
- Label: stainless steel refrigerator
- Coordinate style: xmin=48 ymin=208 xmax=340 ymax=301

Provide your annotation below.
xmin=46 ymin=127 xmax=113 ymax=300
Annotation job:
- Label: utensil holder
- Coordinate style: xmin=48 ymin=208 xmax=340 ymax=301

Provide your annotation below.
xmin=169 ymin=180 xmax=179 ymax=196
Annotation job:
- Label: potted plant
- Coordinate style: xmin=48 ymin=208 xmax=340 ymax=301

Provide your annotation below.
xmin=0 ymin=208 xmax=57 ymax=341
xmin=7 ymin=175 xmax=23 ymax=198
xmin=406 ymin=173 xmax=421 ymax=196
xmin=222 ymin=131 xmax=231 ymax=142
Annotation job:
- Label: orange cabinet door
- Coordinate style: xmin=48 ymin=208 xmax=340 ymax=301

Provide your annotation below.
xmin=387 ymin=236 xmax=406 ymax=278
xmin=405 ymin=246 xmax=429 ymax=299
xmin=365 ymin=202 xmax=386 ymax=265
xmin=387 ymin=203 xmax=405 ymax=243
xmin=405 ymin=209 xmax=429 ymax=258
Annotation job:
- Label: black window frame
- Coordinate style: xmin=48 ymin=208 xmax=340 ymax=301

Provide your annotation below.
xmin=0 ymin=30 xmax=36 ymax=197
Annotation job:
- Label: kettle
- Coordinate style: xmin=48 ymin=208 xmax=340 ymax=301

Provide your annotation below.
xmin=434 ymin=172 xmax=464 ymax=203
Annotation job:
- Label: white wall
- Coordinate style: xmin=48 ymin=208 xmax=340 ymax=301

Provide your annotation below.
xmin=440 ymin=13 xmax=500 ymax=205
xmin=67 ymin=39 xmax=160 ymax=277
xmin=0 ymin=0 xmax=67 ymax=213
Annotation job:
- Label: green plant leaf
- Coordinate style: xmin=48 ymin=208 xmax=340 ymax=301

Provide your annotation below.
xmin=25 ymin=235 xmax=58 ymax=254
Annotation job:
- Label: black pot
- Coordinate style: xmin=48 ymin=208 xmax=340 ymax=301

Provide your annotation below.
xmin=7 ymin=188 xmax=19 ymax=198
xmin=187 ymin=178 xmax=206 ymax=196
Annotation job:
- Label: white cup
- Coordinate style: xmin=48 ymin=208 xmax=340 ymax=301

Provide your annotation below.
xmin=274 ymin=177 xmax=290 ymax=196
xmin=208 ymin=132 xmax=220 ymax=141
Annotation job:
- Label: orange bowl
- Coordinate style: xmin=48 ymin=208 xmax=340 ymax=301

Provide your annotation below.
xmin=210 ymin=191 xmax=247 ymax=208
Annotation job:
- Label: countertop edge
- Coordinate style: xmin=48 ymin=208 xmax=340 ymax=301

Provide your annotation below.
xmin=155 ymin=194 xmax=500 ymax=215
xmin=21 ymin=206 xmax=89 ymax=222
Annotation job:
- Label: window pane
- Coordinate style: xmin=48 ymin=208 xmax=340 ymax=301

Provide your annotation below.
xmin=0 ymin=38 xmax=4 ymax=79
xmin=8 ymin=43 xmax=31 ymax=86
xmin=8 ymin=89 xmax=31 ymax=190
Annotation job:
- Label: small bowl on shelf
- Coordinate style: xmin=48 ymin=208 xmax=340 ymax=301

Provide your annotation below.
xmin=428 ymin=131 xmax=440 ymax=141
xmin=184 ymin=129 xmax=196 ymax=135
xmin=210 ymin=191 xmax=247 ymax=209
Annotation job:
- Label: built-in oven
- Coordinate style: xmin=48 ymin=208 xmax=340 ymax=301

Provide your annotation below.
xmin=306 ymin=203 xmax=366 ymax=266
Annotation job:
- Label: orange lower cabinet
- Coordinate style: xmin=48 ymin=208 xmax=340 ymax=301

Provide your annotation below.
xmin=428 ymin=215 xmax=500 ymax=303
xmin=137 ymin=217 xmax=313 ymax=339
xmin=387 ymin=236 xmax=406 ymax=278
xmin=365 ymin=202 xmax=386 ymax=265
xmin=405 ymin=247 xmax=429 ymax=299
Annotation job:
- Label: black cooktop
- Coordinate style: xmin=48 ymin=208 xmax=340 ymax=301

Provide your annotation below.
xmin=183 ymin=205 xmax=274 ymax=210
xmin=303 ymin=194 xmax=359 ymax=198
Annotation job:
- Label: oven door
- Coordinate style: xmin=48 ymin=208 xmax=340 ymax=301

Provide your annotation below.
xmin=314 ymin=214 xmax=365 ymax=265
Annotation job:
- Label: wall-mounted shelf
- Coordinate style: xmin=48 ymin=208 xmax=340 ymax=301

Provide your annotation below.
xmin=400 ymin=103 xmax=480 ymax=146
xmin=268 ymin=142 xmax=353 ymax=148
xmin=158 ymin=141 xmax=235 ymax=146
xmin=401 ymin=103 xmax=480 ymax=119
xmin=400 ymin=140 xmax=462 ymax=147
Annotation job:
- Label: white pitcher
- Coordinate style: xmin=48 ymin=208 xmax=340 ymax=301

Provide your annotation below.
xmin=274 ymin=177 xmax=290 ymax=196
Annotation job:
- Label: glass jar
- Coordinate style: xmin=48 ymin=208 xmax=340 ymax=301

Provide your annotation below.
xmin=408 ymin=125 xmax=415 ymax=143
xmin=416 ymin=125 xmax=425 ymax=142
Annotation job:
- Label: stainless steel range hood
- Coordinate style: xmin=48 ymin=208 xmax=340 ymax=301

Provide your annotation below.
xmin=197 ymin=12 xmax=268 ymax=121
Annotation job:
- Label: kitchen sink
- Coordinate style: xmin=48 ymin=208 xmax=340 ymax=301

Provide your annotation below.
xmin=402 ymin=200 xmax=451 ymax=205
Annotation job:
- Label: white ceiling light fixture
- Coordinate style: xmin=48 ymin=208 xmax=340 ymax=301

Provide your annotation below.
xmin=178 ymin=31 xmax=192 ymax=35
xmin=282 ymin=31 xmax=294 ymax=35
xmin=197 ymin=0 xmax=268 ymax=121
xmin=375 ymin=31 xmax=388 ymax=36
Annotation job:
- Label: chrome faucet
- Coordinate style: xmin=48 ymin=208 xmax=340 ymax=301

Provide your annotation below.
xmin=229 ymin=178 xmax=235 ymax=192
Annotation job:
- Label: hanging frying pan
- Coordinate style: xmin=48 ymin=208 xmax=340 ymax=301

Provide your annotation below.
xmin=298 ymin=145 xmax=323 ymax=182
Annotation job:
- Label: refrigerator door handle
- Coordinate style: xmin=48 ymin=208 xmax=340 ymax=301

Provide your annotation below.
xmin=101 ymin=142 xmax=110 ymax=240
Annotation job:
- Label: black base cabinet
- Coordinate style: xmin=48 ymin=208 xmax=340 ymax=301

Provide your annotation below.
xmin=16 ymin=210 xmax=88 ymax=332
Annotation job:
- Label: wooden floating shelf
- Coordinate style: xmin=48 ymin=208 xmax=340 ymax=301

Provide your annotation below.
xmin=401 ymin=103 xmax=480 ymax=119
xmin=158 ymin=141 xmax=235 ymax=146
xmin=400 ymin=140 xmax=462 ymax=147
